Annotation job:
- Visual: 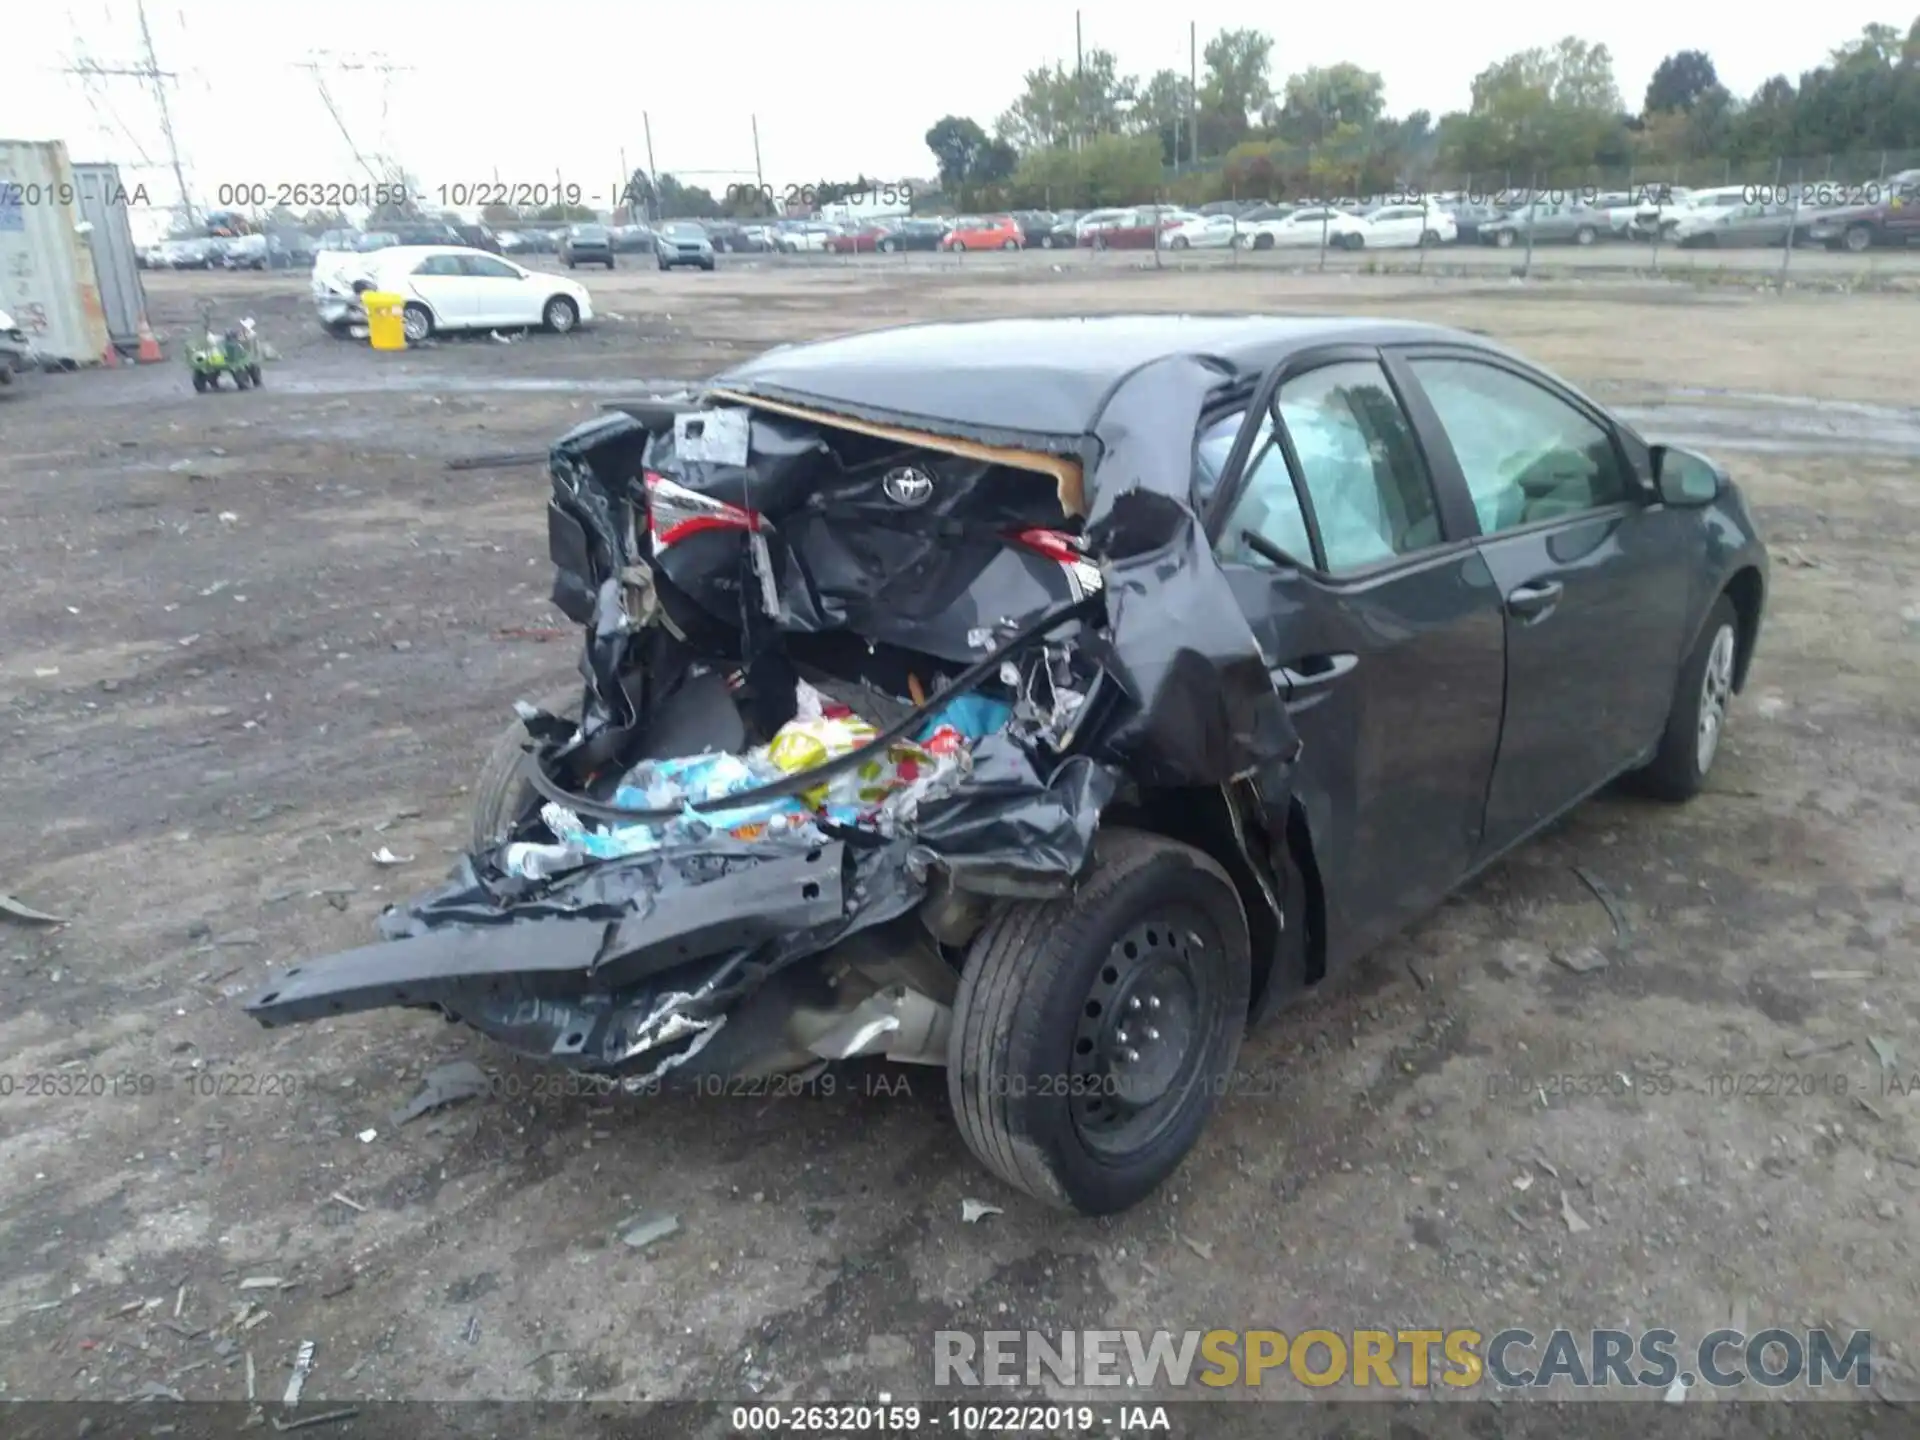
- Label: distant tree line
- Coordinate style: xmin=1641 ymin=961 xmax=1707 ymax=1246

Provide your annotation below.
xmin=922 ymin=18 xmax=1920 ymax=209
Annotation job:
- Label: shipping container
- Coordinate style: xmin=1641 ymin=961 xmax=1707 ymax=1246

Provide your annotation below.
xmin=72 ymin=162 xmax=150 ymax=351
xmin=0 ymin=138 xmax=112 ymax=364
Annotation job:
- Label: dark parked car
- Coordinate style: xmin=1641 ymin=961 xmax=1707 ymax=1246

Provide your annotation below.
xmin=1043 ymin=212 xmax=1081 ymax=247
xmin=655 ymin=220 xmax=716 ymax=270
xmin=454 ymin=223 xmax=503 ymax=254
xmin=1012 ymin=210 xmax=1058 ymax=247
xmin=875 ymin=218 xmax=948 ymax=252
xmin=1804 ymin=174 xmax=1920 ymax=251
xmin=561 ymin=223 xmax=617 ymax=269
xmin=246 ymin=315 xmax=1767 ymax=1216
xmin=608 ymin=224 xmax=656 ymax=254
xmin=705 ymin=221 xmax=768 ymax=253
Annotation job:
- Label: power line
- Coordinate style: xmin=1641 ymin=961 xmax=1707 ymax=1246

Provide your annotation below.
xmin=60 ymin=0 xmax=194 ymax=221
xmin=295 ymin=52 xmax=416 ymax=186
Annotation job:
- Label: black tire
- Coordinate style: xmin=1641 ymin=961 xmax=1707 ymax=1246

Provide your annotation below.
xmin=607 ymin=257 xmax=616 ymax=269
xmin=542 ymin=295 xmax=579 ymax=333
xmin=402 ymin=302 xmax=434 ymax=343
xmin=1170 ymin=235 xmax=1189 ymax=250
xmin=1630 ymin=596 xmax=1739 ymax=802
xmin=1001 ymin=238 xmax=1018 ymax=250
xmin=1575 ymin=225 xmax=1597 ymax=246
xmin=948 ymin=828 xmax=1251 ymax=1215
xmin=468 ymin=684 xmax=583 ymax=852
xmin=567 ymin=259 xmax=577 ymax=269
xmin=878 ymin=238 xmax=897 ymax=253
xmin=702 ymin=259 xmax=715 ymax=271
xmin=232 ymin=366 xmax=250 ymax=390
xmin=248 ymin=364 xmax=263 ymax=386
xmin=191 ymin=370 xmax=208 ymax=394
xmin=1844 ymin=225 xmax=1871 ymax=253
xmin=1252 ymin=232 xmax=1274 ymax=251
xmin=1495 ymin=229 xmax=1517 ymax=248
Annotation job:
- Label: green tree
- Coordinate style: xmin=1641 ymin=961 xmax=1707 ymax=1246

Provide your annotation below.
xmin=997 ymin=49 xmax=1137 ymax=150
xmin=926 ymin=115 xmax=992 ymax=190
xmin=1136 ymin=69 xmax=1196 ymax=163
xmin=620 ymin=169 xmax=657 ymax=220
xmin=1645 ymin=50 xmax=1720 ymax=114
xmin=1270 ymin=63 xmax=1387 ymax=144
xmin=1009 ymin=132 xmax=1162 ymax=208
xmin=1439 ymin=38 xmax=1625 ymax=181
xmin=655 ymin=174 xmax=719 ymax=219
xmin=1196 ymin=27 xmax=1273 ymax=154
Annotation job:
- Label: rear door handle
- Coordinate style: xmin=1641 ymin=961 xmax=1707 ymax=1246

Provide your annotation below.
xmin=1505 ymin=579 xmax=1564 ymax=620
xmin=1278 ymin=652 xmax=1359 ymax=693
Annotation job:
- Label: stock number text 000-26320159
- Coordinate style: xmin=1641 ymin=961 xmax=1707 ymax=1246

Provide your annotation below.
xmin=726 ymin=181 xmax=914 ymax=209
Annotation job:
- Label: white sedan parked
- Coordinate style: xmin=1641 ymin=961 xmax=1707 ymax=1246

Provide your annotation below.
xmin=1235 ymin=207 xmax=1369 ymax=251
xmin=1164 ymin=214 xmax=1244 ymax=249
xmin=312 ymin=246 xmax=593 ymax=341
xmin=1361 ymin=203 xmax=1457 ymax=247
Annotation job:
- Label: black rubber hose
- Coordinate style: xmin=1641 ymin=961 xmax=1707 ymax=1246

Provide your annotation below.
xmin=519 ymin=593 xmax=1101 ymax=824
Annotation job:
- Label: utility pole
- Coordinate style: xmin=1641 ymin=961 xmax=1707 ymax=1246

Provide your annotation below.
xmin=751 ymin=115 xmax=766 ymax=193
xmin=1075 ymin=11 xmax=1084 ymax=152
xmin=1189 ymin=21 xmax=1199 ymax=169
xmin=642 ymin=112 xmax=659 ymax=221
xmin=62 ymin=0 xmax=194 ymax=224
xmin=295 ymin=53 xmax=416 ymax=192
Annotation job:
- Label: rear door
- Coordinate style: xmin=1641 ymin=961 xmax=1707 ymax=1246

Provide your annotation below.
xmin=1391 ymin=347 xmax=1693 ymax=856
xmin=460 ymin=254 xmax=539 ymax=326
xmin=405 ymin=254 xmax=473 ymax=327
xmin=1201 ymin=349 xmax=1507 ymax=962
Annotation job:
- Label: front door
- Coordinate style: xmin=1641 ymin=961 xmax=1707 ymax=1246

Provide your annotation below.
xmin=1395 ymin=351 xmax=1694 ymax=855
xmin=404 ymin=254 xmax=473 ymax=328
xmin=460 ymin=254 xmax=536 ymax=327
xmin=1202 ymin=353 xmax=1507 ymax=961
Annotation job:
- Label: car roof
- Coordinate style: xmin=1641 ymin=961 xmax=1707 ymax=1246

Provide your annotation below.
xmin=714 ymin=314 xmax=1489 ymax=441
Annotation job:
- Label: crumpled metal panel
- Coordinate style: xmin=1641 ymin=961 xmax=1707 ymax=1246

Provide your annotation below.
xmin=1079 ymin=354 xmax=1303 ymax=788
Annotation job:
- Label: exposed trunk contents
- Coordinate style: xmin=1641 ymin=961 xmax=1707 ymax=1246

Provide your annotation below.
xmin=246 ymin=362 xmax=1299 ymax=1083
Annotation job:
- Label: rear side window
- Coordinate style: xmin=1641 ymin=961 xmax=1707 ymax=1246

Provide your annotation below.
xmin=1199 ymin=411 xmax=1314 ymax=569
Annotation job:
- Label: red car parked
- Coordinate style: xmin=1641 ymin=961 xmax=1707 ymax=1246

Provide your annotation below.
xmin=1080 ymin=206 xmax=1196 ymax=250
xmin=828 ymin=224 xmax=895 ymax=255
xmin=939 ymin=215 xmax=1023 ymax=251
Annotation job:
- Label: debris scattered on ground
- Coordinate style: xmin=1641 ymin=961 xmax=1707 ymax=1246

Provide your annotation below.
xmin=327 ymin=1191 xmax=366 ymax=1213
xmin=283 ymin=1339 xmax=315 ymax=1406
xmin=492 ymin=625 xmax=571 ymax=642
xmin=960 ymin=1198 xmax=1003 ymax=1224
xmin=444 ymin=450 xmax=548 ymax=472
xmin=1513 ymin=1173 xmax=1534 ymax=1192
xmin=1560 ymin=1193 xmax=1592 ymax=1233
xmin=391 ymin=1061 xmax=490 ymax=1125
xmin=1665 ymin=1376 xmax=1688 ymax=1402
xmin=1181 ymin=1234 xmax=1214 ymax=1261
xmin=1549 ymin=945 xmax=1610 ymax=974
xmin=245 ymin=1349 xmax=256 ymax=1400
xmin=369 ymin=847 xmax=413 ymax=866
xmin=1784 ymin=1037 xmax=1850 ymax=1061
xmin=0 ymin=892 xmax=67 ymax=925
xmin=238 ymin=1276 xmax=283 ymax=1291
xmin=462 ymin=1314 xmax=480 ymax=1345
xmin=619 ymin=1212 xmax=680 ymax=1250
xmin=1810 ymin=970 xmax=1874 ymax=981
xmin=356 ymin=1128 xmax=377 ymax=1144
xmin=216 ymin=928 xmax=261 ymax=946
xmin=1868 ymin=1035 xmax=1898 ymax=1070
xmin=272 ymin=1407 xmax=359 ymax=1432
xmin=1570 ymin=865 xmax=1630 ymax=943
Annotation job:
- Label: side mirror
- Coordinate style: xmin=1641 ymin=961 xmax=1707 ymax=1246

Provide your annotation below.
xmin=1650 ymin=444 xmax=1723 ymax=506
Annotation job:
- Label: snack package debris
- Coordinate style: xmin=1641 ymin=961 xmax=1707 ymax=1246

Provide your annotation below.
xmin=500 ymin=681 xmax=1012 ymax=879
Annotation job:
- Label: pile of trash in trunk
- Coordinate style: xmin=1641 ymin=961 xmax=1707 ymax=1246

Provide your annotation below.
xmin=501 ymin=680 xmax=1013 ymax=879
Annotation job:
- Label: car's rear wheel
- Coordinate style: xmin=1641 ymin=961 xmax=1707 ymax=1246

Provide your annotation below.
xmin=879 ymin=238 xmax=897 ymax=253
xmin=1844 ymin=225 xmax=1872 ymax=253
xmin=1630 ymin=596 xmax=1739 ymax=802
xmin=469 ymin=684 xmax=583 ymax=852
xmin=543 ymin=296 xmax=579 ymax=333
xmin=948 ymin=828 xmax=1250 ymax=1215
xmin=1252 ymin=232 xmax=1274 ymax=250
xmin=401 ymin=303 xmax=433 ymax=343
xmin=951 ymin=239 xmax=967 ymax=251
xmin=1170 ymin=235 xmax=1189 ymax=249
xmin=191 ymin=370 xmax=208 ymax=394
xmin=1496 ymin=229 xmax=1517 ymax=248
xmin=1575 ymin=225 xmax=1597 ymax=246
xmin=1421 ymin=229 xmax=1443 ymax=246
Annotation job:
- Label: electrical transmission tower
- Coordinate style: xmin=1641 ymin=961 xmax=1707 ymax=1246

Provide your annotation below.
xmin=60 ymin=0 xmax=194 ymax=222
xmin=295 ymin=52 xmax=416 ymax=189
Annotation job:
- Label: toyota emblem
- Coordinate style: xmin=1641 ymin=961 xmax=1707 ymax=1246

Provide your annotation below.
xmin=881 ymin=466 xmax=935 ymax=507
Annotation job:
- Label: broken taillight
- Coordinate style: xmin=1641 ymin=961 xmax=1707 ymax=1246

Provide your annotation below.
xmin=1007 ymin=527 xmax=1103 ymax=598
xmin=644 ymin=471 xmax=764 ymax=552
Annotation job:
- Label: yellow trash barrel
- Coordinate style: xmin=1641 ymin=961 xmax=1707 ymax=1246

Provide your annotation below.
xmin=363 ymin=291 xmax=407 ymax=351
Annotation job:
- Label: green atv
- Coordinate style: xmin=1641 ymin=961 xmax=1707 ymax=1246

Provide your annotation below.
xmin=187 ymin=300 xmax=264 ymax=393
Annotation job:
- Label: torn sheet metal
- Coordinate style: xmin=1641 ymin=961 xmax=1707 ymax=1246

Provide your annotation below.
xmin=245 ymin=357 xmax=1296 ymax=1080
xmin=1079 ymin=355 xmax=1302 ymax=789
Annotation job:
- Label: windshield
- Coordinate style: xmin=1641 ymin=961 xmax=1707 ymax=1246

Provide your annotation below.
xmin=571 ymin=225 xmax=608 ymax=238
xmin=663 ymin=223 xmax=705 ymax=237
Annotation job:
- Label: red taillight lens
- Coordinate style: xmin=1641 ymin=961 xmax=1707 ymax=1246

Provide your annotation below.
xmin=644 ymin=471 xmax=763 ymax=552
xmin=1007 ymin=528 xmax=1103 ymax=597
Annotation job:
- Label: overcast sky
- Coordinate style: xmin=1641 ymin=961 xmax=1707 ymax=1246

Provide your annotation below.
xmin=6 ymin=0 xmax=1901 ymax=217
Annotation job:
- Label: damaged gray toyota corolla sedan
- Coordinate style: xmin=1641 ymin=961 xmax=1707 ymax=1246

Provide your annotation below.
xmin=247 ymin=315 xmax=1768 ymax=1214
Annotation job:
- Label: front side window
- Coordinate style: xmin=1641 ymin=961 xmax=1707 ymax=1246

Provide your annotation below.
xmin=1409 ymin=358 xmax=1629 ymax=534
xmin=1198 ymin=410 xmax=1314 ymax=569
xmin=462 ymin=255 xmax=520 ymax=279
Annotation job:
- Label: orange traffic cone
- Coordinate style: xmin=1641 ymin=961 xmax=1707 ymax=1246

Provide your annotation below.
xmin=101 ymin=343 xmax=120 ymax=367
xmin=135 ymin=317 xmax=163 ymax=363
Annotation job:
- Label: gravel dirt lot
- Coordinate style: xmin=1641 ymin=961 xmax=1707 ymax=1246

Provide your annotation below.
xmin=2 ymin=254 xmax=1917 ymax=1420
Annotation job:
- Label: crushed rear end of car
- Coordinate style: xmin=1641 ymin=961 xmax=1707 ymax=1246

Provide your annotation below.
xmin=245 ymin=358 xmax=1299 ymax=1094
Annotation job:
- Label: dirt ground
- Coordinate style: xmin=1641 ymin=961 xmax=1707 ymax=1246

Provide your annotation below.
xmin=2 ymin=256 xmax=1917 ymax=1420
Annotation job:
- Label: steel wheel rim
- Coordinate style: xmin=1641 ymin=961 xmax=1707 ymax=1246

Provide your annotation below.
xmin=402 ymin=309 xmax=429 ymax=342
xmin=547 ymin=301 xmax=574 ymax=332
xmin=1697 ymin=624 xmax=1736 ymax=773
xmin=1069 ymin=908 xmax=1220 ymax=1156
